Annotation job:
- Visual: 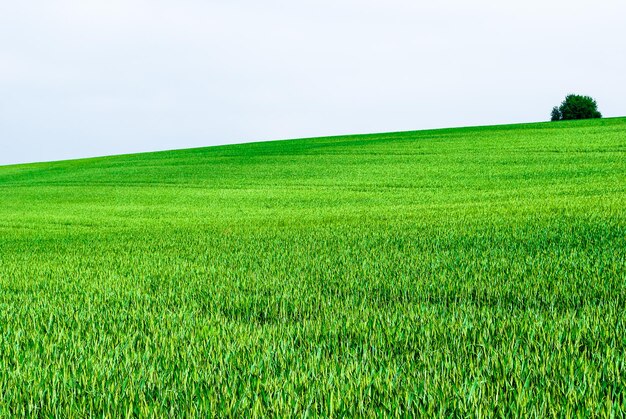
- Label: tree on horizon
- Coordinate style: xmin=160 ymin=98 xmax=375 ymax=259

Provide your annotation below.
xmin=551 ymin=94 xmax=602 ymax=121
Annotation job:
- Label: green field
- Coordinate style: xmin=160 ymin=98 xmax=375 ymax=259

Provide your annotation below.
xmin=1 ymin=118 xmax=625 ymax=416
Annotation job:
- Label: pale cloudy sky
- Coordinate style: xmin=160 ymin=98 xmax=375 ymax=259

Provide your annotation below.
xmin=1 ymin=0 xmax=624 ymax=165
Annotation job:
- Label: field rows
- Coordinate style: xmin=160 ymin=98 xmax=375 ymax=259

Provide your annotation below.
xmin=1 ymin=118 xmax=625 ymax=415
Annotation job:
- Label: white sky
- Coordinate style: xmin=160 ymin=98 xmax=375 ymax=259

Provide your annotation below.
xmin=1 ymin=0 xmax=624 ymax=165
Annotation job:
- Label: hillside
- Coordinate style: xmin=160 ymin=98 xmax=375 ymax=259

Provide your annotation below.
xmin=1 ymin=118 xmax=625 ymax=415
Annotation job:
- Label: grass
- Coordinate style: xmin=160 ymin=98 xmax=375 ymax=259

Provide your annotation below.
xmin=0 ymin=117 xmax=625 ymax=416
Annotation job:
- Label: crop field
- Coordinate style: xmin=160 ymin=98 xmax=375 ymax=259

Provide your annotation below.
xmin=1 ymin=118 xmax=625 ymax=416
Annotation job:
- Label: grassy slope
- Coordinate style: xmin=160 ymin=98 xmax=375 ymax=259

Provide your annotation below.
xmin=1 ymin=118 xmax=625 ymax=415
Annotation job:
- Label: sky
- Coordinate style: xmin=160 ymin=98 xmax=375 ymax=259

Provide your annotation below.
xmin=1 ymin=0 xmax=624 ymax=166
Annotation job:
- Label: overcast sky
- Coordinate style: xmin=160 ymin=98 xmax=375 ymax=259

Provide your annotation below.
xmin=1 ymin=0 xmax=624 ymax=165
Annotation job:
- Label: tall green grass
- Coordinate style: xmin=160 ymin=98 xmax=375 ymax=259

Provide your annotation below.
xmin=1 ymin=118 xmax=625 ymax=416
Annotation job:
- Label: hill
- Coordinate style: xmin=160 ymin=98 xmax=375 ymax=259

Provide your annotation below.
xmin=1 ymin=118 xmax=625 ymax=415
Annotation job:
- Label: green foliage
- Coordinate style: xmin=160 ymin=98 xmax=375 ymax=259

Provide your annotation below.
xmin=0 ymin=118 xmax=625 ymax=416
xmin=552 ymin=94 xmax=602 ymax=121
